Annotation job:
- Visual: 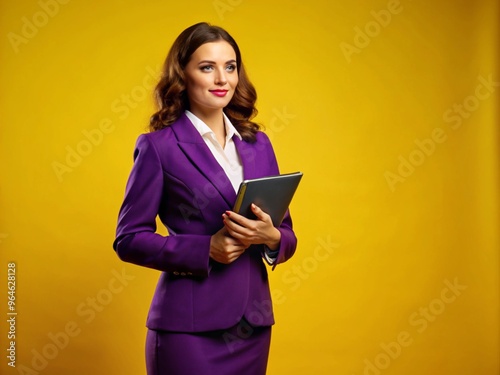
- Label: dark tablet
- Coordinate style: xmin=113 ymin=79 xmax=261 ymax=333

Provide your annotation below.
xmin=233 ymin=172 xmax=303 ymax=226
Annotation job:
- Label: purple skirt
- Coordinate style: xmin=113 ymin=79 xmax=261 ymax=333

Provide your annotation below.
xmin=146 ymin=320 xmax=272 ymax=375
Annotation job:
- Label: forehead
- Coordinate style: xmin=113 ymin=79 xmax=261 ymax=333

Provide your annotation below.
xmin=190 ymin=41 xmax=236 ymax=61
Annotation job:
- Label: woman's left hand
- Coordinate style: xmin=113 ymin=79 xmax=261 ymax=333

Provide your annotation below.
xmin=222 ymin=204 xmax=281 ymax=250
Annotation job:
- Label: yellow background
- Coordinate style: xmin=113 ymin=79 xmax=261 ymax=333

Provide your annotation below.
xmin=0 ymin=0 xmax=498 ymax=374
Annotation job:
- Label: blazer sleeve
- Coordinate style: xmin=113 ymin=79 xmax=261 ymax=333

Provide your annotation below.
xmin=271 ymin=209 xmax=296 ymax=270
xmin=113 ymin=134 xmax=211 ymax=277
xmin=260 ymin=133 xmax=298 ymax=270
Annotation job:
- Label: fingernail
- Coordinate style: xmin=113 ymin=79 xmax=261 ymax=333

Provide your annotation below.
xmin=225 ymin=211 xmax=231 ymax=216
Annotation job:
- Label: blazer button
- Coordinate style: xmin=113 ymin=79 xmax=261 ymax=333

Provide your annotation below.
xmin=173 ymin=271 xmax=180 ymax=276
xmin=180 ymin=272 xmax=186 ymax=276
xmin=187 ymin=272 xmax=193 ymax=276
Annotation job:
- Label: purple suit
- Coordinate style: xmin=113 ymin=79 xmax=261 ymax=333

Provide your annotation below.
xmin=113 ymin=113 xmax=297 ymax=334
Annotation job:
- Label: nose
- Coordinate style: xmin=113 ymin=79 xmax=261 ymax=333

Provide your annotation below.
xmin=215 ymin=68 xmax=227 ymax=86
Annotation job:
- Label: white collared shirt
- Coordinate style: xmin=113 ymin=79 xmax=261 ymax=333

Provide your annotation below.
xmin=185 ymin=110 xmax=243 ymax=193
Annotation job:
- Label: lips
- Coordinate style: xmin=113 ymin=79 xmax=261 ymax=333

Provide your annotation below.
xmin=209 ymin=89 xmax=228 ymax=97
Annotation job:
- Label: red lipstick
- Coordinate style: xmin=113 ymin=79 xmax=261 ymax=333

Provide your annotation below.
xmin=209 ymin=89 xmax=228 ymax=97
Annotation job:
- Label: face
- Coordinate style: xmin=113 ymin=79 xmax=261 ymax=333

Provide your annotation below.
xmin=183 ymin=41 xmax=239 ymax=116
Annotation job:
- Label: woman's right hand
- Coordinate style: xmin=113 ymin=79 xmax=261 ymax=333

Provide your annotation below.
xmin=209 ymin=227 xmax=247 ymax=264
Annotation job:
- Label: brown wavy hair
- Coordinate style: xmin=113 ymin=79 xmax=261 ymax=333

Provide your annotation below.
xmin=149 ymin=22 xmax=260 ymax=142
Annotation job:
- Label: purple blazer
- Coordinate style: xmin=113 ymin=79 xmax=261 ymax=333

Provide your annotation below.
xmin=113 ymin=113 xmax=297 ymax=332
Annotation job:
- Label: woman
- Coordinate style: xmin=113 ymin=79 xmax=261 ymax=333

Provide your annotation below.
xmin=113 ymin=22 xmax=297 ymax=375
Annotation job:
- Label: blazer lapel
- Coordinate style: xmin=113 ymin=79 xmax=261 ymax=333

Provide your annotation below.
xmin=171 ymin=114 xmax=236 ymax=208
xmin=233 ymin=136 xmax=258 ymax=180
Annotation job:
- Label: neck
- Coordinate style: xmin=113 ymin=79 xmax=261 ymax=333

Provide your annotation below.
xmin=190 ymin=107 xmax=226 ymax=147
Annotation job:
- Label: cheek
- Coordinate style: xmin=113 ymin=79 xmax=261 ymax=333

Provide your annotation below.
xmin=186 ymin=74 xmax=208 ymax=92
xmin=230 ymin=75 xmax=239 ymax=87
xmin=186 ymin=85 xmax=207 ymax=105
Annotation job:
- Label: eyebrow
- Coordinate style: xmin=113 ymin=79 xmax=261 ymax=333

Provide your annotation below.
xmin=197 ymin=59 xmax=237 ymax=65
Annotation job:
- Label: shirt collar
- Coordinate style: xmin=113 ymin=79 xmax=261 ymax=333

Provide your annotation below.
xmin=185 ymin=110 xmax=242 ymax=142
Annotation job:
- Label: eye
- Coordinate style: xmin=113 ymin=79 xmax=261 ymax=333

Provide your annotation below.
xmin=200 ymin=65 xmax=214 ymax=72
xmin=226 ymin=64 xmax=236 ymax=72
